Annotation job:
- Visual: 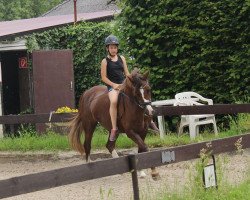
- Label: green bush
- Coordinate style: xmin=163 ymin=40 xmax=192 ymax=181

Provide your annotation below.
xmin=116 ymin=0 xmax=250 ymax=103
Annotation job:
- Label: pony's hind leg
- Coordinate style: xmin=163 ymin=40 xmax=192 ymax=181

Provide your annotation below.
xmin=106 ymin=130 xmax=119 ymax=158
xmin=111 ymin=148 xmax=119 ymax=158
xmin=83 ymin=121 xmax=97 ymax=162
xmin=106 ymin=142 xmax=119 ymax=158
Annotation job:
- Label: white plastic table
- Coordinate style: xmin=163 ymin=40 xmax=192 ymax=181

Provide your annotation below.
xmin=151 ymin=98 xmax=199 ymax=138
xmin=151 ymin=99 xmax=176 ymax=138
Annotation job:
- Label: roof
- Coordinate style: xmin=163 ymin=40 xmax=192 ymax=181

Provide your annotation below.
xmin=42 ymin=0 xmax=118 ymax=17
xmin=0 ymin=10 xmax=117 ymax=40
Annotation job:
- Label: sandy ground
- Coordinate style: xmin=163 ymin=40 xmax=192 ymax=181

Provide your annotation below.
xmin=0 ymin=148 xmax=249 ymax=200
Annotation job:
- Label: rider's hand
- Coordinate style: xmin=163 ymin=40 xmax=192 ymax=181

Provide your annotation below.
xmin=113 ymin=84 xmax=121 ymax=90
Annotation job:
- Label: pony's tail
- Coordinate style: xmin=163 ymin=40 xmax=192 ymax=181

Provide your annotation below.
xmin=68 ymin=113 xmax=85 ymax=155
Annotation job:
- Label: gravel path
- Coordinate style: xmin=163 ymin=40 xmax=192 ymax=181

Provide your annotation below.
xmin=0 ymin=148 xmax=249 ymax=200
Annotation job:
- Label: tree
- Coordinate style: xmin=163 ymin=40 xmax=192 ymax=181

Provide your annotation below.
xmin=0 ymin=0 xmax=63 ymax=21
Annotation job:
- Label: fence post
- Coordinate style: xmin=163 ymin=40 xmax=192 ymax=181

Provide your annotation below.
xmin=128 ymin=154 xmax=140 ymax=200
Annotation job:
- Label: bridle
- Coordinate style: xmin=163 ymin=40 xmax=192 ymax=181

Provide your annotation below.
xmin=139 ymin=81 xmax=152 ymax=105
xmin=121 ymin=80 xmax=152 ymax=111
xmin=119 ymin=91 xmax=144 ymax=107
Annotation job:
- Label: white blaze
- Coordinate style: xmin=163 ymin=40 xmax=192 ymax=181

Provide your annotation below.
xmin=140 ymin=88 xmax=153 ymax=115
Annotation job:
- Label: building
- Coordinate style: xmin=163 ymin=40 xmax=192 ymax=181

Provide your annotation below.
xmin=0 ymin=0 xmax=119 ymax=135
xmin=42 ymin=0 xmax=118 ymax=17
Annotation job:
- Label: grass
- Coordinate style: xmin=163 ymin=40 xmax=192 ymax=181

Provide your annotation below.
xmin=155 ymin=152 xmax=250 ymax=200
xmin=0 ymin=114 xmax=249 ymax=152
xmin=0 ymin=131 xmax=70 ymax=152
xmin=156 ymin=180 xmax=250 ymax=200
xmin=157 ymin=173 xmax=250 ymax=200
xmin=141 ymin=151 xmax=250 ymax=200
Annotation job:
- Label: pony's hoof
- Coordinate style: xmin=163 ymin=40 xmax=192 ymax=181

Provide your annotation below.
xmin=106 ymin=140 xmax=116 ymax=153
xmin=138 ymin=170 xmax=147 ymax=178
xmin=151 ymin=172 xmax=160 ymax=181
xmin=111 ymin=150 xmax=119 ymax=158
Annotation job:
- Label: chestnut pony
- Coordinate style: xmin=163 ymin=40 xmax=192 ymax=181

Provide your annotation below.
xmin=68 ymin=69 xmax=158 ymax=177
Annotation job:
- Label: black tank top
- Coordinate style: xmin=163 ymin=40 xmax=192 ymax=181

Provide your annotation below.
xmin=106 ymin=55 xmax=125 ymax=84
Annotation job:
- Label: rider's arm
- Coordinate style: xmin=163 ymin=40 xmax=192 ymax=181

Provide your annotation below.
xmin=121 ymin=56 xmax=130 ymax=76
xmin=101 ymin=59 xmax=120 ymax=89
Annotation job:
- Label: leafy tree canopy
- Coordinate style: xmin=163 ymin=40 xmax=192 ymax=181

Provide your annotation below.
xmin=0 ymin=0 xmax=63 ymax=21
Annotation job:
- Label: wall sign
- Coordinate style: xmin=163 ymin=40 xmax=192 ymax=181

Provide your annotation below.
xmin=19 ymin=57 xmax=28 ymax=69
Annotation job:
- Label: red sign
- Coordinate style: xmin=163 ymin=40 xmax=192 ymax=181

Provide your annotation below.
xmin=19 ymin=57 xmax=28 ymax=69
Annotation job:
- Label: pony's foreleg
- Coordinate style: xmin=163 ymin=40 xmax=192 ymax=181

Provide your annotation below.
xmin=128 ymin=130 xmax=160 ymax=180
xmin=127 ymin=130 xmax=148 ymax=153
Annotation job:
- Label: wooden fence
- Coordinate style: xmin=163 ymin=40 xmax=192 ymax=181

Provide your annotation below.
xmin=0 ymin=104 xmax=249 ymax=125
xmin=0 ymin=133 xmax=249 ymax=199
xmin=0 ymin=103 xmax=250 ymax=199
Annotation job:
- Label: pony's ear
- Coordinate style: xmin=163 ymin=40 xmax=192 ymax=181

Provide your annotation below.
xmin=131 ymin=68 xmax=140 ymax=76
xmin=142 ymin=70 xmax=149 ymax=79
xmin=134 ymin=67 xmax=140 ymax=72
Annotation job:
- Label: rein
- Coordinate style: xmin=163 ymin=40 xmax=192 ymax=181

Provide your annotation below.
xmin=120 ymin=91 xmax=151 ymax=109
xmin=90 ymin=87 xmax=151 ymax=111
xmin=119 ymin=89 xmax=152 ymax=118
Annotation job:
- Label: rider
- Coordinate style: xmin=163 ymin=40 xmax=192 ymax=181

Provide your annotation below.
xmin=101 ymin=35 xmax=130 ymax=141
xmin=101 ymin=35 xmax=159 ymax=142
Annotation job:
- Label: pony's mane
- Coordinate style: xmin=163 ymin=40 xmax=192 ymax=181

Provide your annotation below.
xmin=120 ymin=68 xmax=142 ymax=92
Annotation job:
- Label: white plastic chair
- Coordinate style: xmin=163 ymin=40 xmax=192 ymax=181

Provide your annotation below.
xmin=175 ymin=92 xmax=218 ymax=139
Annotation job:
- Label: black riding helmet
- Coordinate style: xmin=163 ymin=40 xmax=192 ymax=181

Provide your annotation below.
xmin=105 ymin=35 xmax=119 ymax=46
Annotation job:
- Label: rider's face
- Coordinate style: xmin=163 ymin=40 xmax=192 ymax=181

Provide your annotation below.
xmin=107 ymin=44 xmax=118 ymax=57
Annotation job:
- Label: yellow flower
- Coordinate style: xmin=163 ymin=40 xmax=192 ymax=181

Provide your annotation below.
xmin=55 ymin=106 xmax=78 ymax=113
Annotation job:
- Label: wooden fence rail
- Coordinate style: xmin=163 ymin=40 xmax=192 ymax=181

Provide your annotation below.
xmin=0 ymin=104 xmax=249 ymax=125
xmin=0 ymin=113 xmax=73 ymax=124
xmin=0 ymin=133 xmax=249 ymax=199
xmin=153 ymin=103 xmax=250 ymax=116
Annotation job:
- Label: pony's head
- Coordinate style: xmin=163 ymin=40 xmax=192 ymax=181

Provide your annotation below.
xmin=122 ymin=68 xmax=151 ymax=105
